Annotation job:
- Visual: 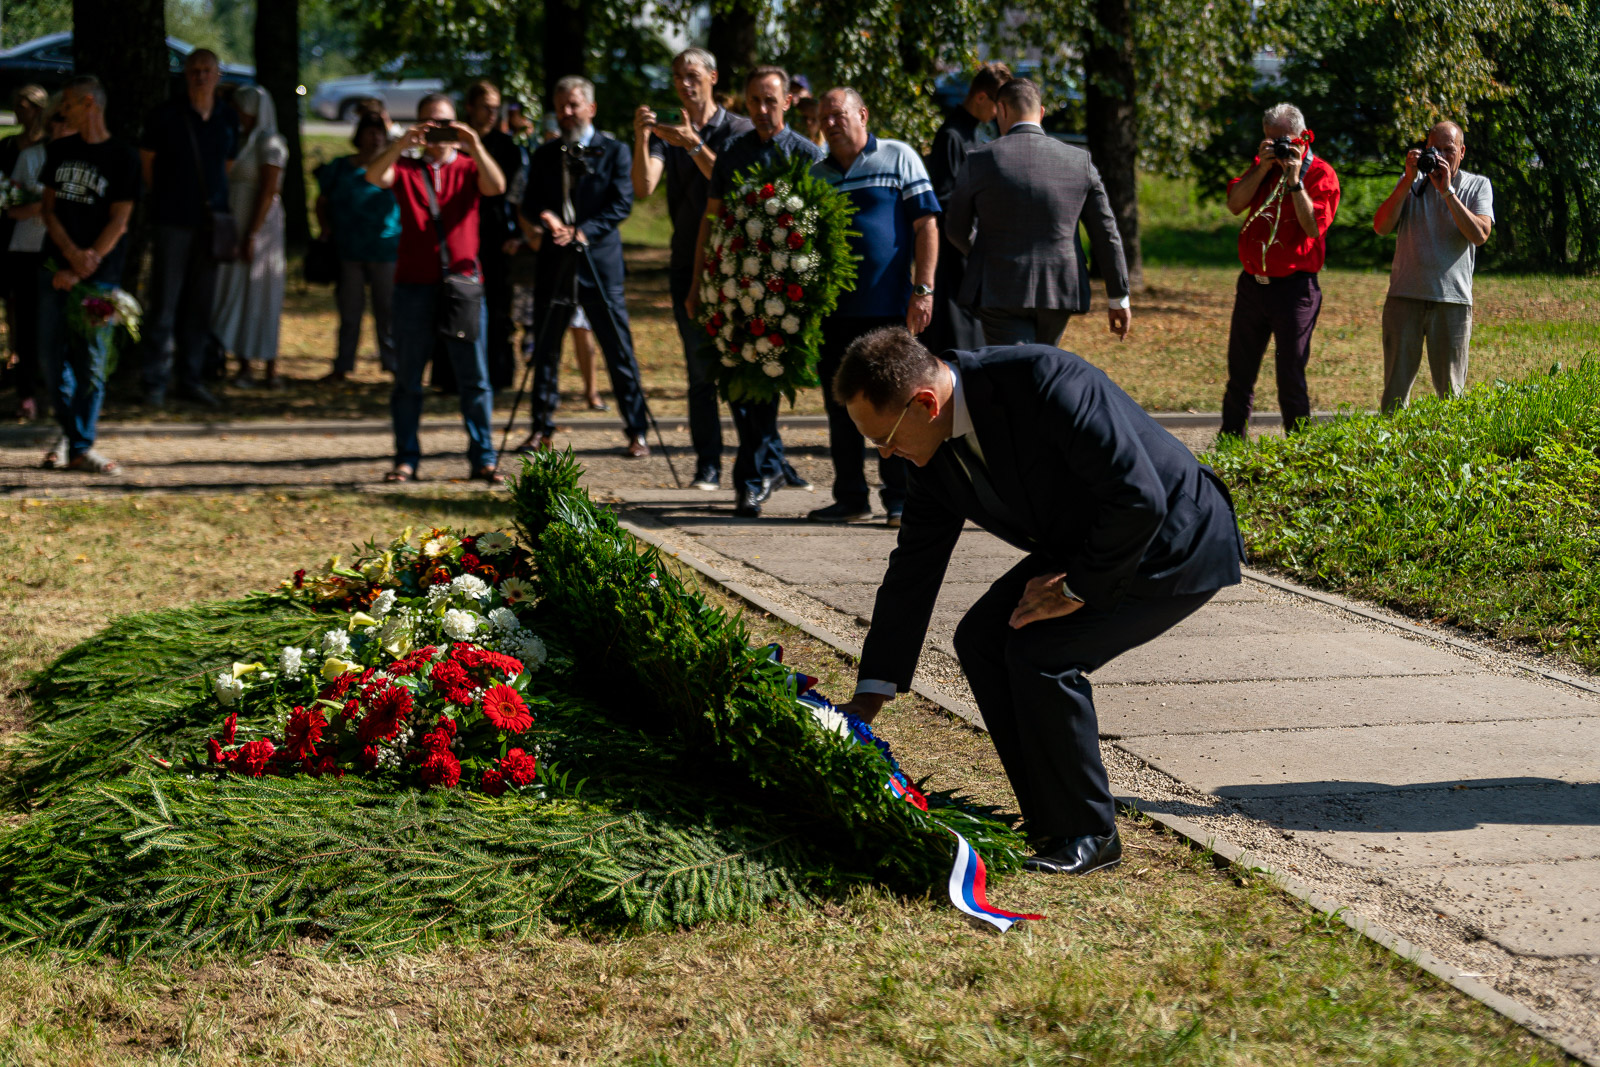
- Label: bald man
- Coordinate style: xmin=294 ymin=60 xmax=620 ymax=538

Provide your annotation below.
xmin=1373 ymin=121 xmax=1494 ymax=410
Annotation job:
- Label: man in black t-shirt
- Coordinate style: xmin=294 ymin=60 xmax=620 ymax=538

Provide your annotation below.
xmin=138 ymin=49 xmax=238 ymax=407
xmin=38 ymin=75 xmax=139 ymax=474
xmin=466 ymin=80 xmax=527 ymax=391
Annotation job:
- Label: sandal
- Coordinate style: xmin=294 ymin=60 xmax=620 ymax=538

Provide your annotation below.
xmin=384 ymin=464 xmax=415 ymax=483
xmin=65 ymin=449 xmax=120 ymax=475
xmin=472 ymin=465 xmax=504 ymax=485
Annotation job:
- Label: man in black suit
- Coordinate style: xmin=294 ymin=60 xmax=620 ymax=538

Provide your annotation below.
xmin=946 ymin=78 xmax=1132 ymax=348
xmin=519 ymin=76 xmax=651 ymax=457
xmin=923 ymin=62 xmax=1009 ymax=353
xmin=833 ymin=328 xmax=1244 ymax=874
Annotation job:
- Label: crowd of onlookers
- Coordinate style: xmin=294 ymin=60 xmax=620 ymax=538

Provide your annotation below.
xmin=0 ymin=48 xmax=1494 ymax=492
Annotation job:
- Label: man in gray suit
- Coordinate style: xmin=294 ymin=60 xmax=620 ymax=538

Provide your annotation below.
xmin=946 ymin=79 xmax=1132 ymax=348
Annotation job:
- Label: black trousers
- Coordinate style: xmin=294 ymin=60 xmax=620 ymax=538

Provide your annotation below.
xmin=529 ymin=275 xmax=649 ymax=439
xmin=1220 ymin=270 xmax=1322 ymax=437
xmin=481 ymin=244 xmax=516 ymax=390
xmin=819 ymin=313 xmax=908 ymax=510
xmin=953 ymin=554 xmax=1216 ymax=841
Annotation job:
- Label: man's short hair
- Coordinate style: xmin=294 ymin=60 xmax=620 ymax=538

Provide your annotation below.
xmin=821 ymin=86 xmax=865 ymax=112
xmin=674 ymin=47 xmax=717 ymax=74
xmin=553 ymin=75 xmax=595 ymax=104
xmin=416 ymin=92 xmax=455 ymax=118
xmin=967 ymin=62 xmax=1012 ymax=101
xmin=1263 ymin=102 xmax=1306 ymax=135
xmin=746 ymin=65 xmax=791 ymax=96
xmin=996 ymin=78 xmax=1042 ymax=116
xmin=62 ymin=74 xmax=106 ymax=114
xmin=184 ymin=48 xmax=219 ymax=69
xmin=465 ymin=79 xmax=500 ymax=105
xmin=833 ymin=327 xmax=942 ymax=410
xmin=1429 ymin=120 xmax=1465 ymax=147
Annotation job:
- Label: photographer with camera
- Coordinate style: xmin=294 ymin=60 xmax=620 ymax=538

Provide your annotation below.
xmin=365 ymin=92 xmax=506 ymax=484
xmin=1218 ymin=103 xmax=1340 ymax=440
xmin=520 ymin=76 xmax=652 ymax=458
xmin=1372 ymin=121 xmax=1494 ymax=411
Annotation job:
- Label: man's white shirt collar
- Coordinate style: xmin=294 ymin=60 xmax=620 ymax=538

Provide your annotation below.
xmin=947 ymin=361 xmax=974 ymax=441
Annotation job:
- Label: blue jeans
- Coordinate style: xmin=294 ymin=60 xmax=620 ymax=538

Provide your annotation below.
xmin=672 ymin=269 xmax=723 ymax=472
xmin=391 ymin=282 xmax=496 ymax=473
xmin=37 ymin=274 xmax=112 ymax=459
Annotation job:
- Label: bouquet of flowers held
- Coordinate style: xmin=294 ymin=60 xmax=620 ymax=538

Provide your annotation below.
xmin=66 ymin=286 xmax=142 ymax=344
xmin=0 ymin=171 xmax=40 ymax=211
xmin=696 ymin=153 xmax=857 ymax=404
xmin=205 ymin=528 xmax=551 ymax=795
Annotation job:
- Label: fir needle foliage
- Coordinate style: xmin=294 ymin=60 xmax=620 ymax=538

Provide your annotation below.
xmin=0 ymin=451 xmax=1024 ymax=960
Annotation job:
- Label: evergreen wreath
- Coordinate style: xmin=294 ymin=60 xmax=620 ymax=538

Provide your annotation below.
xmin=695 ymin=152 xmax=859 ymax=405
xmin=0 ymin=451 xmax=1026 ymax=960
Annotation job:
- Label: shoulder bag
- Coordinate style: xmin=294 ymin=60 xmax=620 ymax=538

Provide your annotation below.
xmin=421 ymin=158 xmax=483 ymax=342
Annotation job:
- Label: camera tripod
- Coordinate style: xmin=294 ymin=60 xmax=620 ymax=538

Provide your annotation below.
xmin=499 ymin=240 xmax=681 ymax=488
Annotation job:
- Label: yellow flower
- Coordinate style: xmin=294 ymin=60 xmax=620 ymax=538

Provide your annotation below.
xmin=232 ymin=661 xmax=263 ymax=679
xmin=321 ymin=657 xmax=359 ymax=680
xmin=347 ymin=611 xmax=379 ymax=630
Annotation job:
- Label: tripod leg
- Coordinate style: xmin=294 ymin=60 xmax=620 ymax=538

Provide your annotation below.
xmin=502 ymin=256 xmax=581 ymax=454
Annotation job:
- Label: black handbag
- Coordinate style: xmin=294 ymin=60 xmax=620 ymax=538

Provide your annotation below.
xmin=185 ymin=116 xmax=238 ymax=262
xmin=303 ymin=236 xmax=338 ymax=285
xmin=421 ymin=161 xmax=482 ymax=342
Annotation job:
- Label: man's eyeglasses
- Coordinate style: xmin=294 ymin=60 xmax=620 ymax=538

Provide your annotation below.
xmin=869 ymin=396 xmax=916 ymax=450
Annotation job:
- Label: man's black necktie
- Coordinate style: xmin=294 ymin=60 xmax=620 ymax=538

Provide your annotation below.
xmin=950 ymin=436 xmax=1034 ymax=544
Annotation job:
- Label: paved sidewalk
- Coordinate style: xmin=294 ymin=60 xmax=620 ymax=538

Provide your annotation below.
xmin=619 ymin=484 xmax=1600 ymax=1063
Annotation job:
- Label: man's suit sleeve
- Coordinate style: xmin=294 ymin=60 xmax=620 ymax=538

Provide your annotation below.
xmin=1049 ymin=372 xmax=1167 ymax=605
xmin=944 ymin=152 xmax=979 ymax=256
xmin=927 ymin=126 xmax=962 ymax=208
xmin=857 ymin=472 xmax=965 ymax=692
xmin=577 ymin=141 xmax=635 ymax=242
xmin=1080 ymin=157 xmax=1130 ymax=300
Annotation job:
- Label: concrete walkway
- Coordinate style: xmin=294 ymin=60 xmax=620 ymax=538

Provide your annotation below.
xmin=619 ymin=484 xmax=1600 ymax=1064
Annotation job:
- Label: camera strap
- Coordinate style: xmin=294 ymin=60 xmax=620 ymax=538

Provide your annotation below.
xmin=420 ymin=158 xmax=456 ymax=279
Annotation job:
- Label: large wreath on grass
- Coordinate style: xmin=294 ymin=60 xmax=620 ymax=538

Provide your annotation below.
xmin=696 ymin=153 xmax=858 ymax=404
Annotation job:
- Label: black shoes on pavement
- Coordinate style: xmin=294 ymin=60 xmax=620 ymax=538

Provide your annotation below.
xmin=807 ymin=501 xmax=872 ymax=523
xmin=691 ymin=465 xmax=720 ymax=491
xmin=1023 ymin=828 xmax=1123 ymax=875
xmin=734 ymin=477 xmax=776 ymax=518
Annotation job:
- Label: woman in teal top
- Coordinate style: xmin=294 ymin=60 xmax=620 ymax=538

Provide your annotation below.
xmin=315 ymin=113 xmax=402 ymax=381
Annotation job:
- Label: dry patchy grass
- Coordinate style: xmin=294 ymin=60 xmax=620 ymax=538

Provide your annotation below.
xmin=0 ymin=492 xmax=1572 ymax=1065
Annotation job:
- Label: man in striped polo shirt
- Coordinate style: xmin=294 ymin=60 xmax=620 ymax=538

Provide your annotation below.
xmin=807 ymin=87 xmax=941 ymax=528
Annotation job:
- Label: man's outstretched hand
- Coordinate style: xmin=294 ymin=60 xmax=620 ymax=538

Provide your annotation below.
xmin=1009 ymin=572 xmax=1085 ymax=629
xmin=836 ymin=692 xmax=889 ymax=725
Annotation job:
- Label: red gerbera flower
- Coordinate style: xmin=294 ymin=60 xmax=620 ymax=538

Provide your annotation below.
xmin=481 ymin=684 xmax=533 ymax=733
xmin=786 ymin=283 xmax=804 ymax=301
xmin=220 ymin=712 xmax=238 ymax=745
xmin=418 ymin=748 xmax=461 ymax=788
xmin=500 ymin=747 xmax=538 ymax=786
xmin=786 ymin=232 xmax=805 ymax=250
xmin=359 ymin=682 xmax=413 ymax=743
xmin=238 ymin=738 xmax=276 ymax=777
xmin=480 ymin=768 xmax=507 ymax=797
xmin=284 ymin=705 xmax=326 ymax=761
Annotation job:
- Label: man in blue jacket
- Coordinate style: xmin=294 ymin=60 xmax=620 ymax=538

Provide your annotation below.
xmin=520 ymin=76 xmax=651 ymax=457
xmin=833 ymin=327 xmax=1245 ymax=876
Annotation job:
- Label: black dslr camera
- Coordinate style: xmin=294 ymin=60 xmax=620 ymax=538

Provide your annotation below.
xmin=558 ymin=139 xmax=593 ymax=177
xmin=1416 ymin=146 xmax=1441 ymax=176
xmin=1271 ymin=136 xmax=1296 ymax=160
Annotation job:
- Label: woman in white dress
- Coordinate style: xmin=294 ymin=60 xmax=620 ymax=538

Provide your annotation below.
xmin=213 ymin=85 xmax=288 ymax=389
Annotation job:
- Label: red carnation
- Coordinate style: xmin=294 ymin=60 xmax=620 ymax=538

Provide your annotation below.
xmin=390 ymin=645 xmax=440 ymax=677
xmin=765 ymin=277 xmax=782 ymax=293
xmin=418 ymin=748 xmax=461 ymax=789
xmin=500 ymin=747 xmax=538 ymax=786
xmin=730 ymin=236 xmax=746 ymax=252
xmin=778 ymin=212 xmax=793 ymax=227
xmin=786 ymin=283 xmax=804 ymax=301
xmin=292 ymin=569 xmax=306 ymax=589
xmin=460 ymin=553 xmax=481 ymax=571
xmin=743 ymin=191 xmax=758 ymax=206
xmin=709 ymin=312 xmax=725 ymax=329
xmin=786 ymin=232 xmax=805 ymax=250
xmin=479 ymin=768 xmax=507 ymax=797
xmin=705 ymin=322 xmax=719 ymax=337
xmin=428 ymin=659 xmax=474 ymax=705
xmin=284 ymin=705 xmax=326 ymax=761
xmin=359 ymin=745 xmax=381 ymax=770
xmin=749 ymin=318 xmax=766 ymax=336
xmin=757 ymin=239 xmax=772 ymax=253
xmin=759 ymin=183 xmax=776 ymax=199
xmin=238 ymin=738 xmax=276 ymax=777
xmin=427 ymin=565 xmax=453 ymax=587
xmin=321 ymin=670 xmax=356 ymax=703
xmin=359 ymin=682 xmax=413 ymax=742
xmin=342 ymin=698 xmax=360 ymax=720
xmin=420 ymin=726 xmax=453 ymax=752
xmin=481 ymin=684 xmax=533 ymax=733
xmin=436 ymin=714 xmax=457 ymax=738
xmin=769 ymin=333 xmax=786 ymax=348
xmin=737 ymin=276 xmax=751 ymax=289
xmin=220 ymin=712 xmax=238 ymax=745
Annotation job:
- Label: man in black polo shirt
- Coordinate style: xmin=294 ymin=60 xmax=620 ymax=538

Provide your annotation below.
xmin=685 ymin=65 xmax=824 ymax=518
xmin=465 ymin=80 xmax=527 ymax=391
xmin=139 ymin=49 xmax=238 ymax=408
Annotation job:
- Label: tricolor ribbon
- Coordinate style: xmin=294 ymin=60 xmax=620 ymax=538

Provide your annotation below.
xmin=779 ymin=653 xmax=1042 ymax=933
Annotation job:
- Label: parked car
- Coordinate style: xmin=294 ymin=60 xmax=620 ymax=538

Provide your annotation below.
xmin=0 ymin=32 xmax=255 ymax=103
xmin=310 ymin=70 xmax=446 ymax=122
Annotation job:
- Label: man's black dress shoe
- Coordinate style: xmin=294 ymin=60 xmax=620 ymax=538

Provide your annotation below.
xmin=734 ymin=478 xmax=775 ymax=517
xmin=1024 ymin=828 xmax=1122 ymax=875
xmin=781 ymin=463 xmax=813 ymax=490
xmin=807 ymin=500 xmax=872 ymax=523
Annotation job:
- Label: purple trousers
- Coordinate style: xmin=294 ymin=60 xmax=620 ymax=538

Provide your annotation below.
xmin=1220 ymin=270 xmax=1322 ymax=437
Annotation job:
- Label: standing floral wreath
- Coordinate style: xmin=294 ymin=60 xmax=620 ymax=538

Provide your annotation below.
xmin=695 ymin=153 xmax=858 ymax=404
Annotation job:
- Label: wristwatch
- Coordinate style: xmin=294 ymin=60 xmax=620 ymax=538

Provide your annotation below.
xmin=688 ymin=141 xmax=706 ymax=157
xmin=1287 ymin=181 xmax=1304 ymax=193
xmin=912 ymin=283 xmax=934 ymax=297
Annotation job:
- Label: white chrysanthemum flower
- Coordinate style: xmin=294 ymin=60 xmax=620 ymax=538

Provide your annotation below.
xmin=784 ymin=195 xmax=803 ymax=211
xmin=701 ymin=285 xmax=717 ymax=304
xmin=771 ymin=251 xmax=790 ymax=271
xmin=808 ymin=704 xmax=852 ymax=738
xmin=498 ymin=576 xmax=535 ymax=604
xmin=721 ymin=353 xmax=738 ymax=366
xmin=738 ymin=294 xmax=756 ymax=315
xmin=762 ymin=297 xmax=785 ymax=318
xmin=792 ymin=254 xmax=814 ymax=273
xmin=715 ymin=338 xmax=730 ymax=355
xmin=741 ymin=256 xmax=760 ymax=276
xmin=443 ymin=608 xmax=480 ymax=641
xmin=762 ymin=361 xmax=784 ymax=377
xmin=450 ymin=573 xmax=491 ymax=600
xmin=720 ymin=323 xmax=733 ymax=340
xmin=279 ymin=645 xmax=304 ymax=680
xmin=719 ymin=257 xmax=736 ymax=276
xmin=755 ymin=336 xmax=773 ymax=355
xmin=476 ymin=531 xmax=513 ymax=556
xmin=781 ymin=314 xmax=801 ymax=334
xmin=371 ymin=588 xmax=397 ymax=617
xmin=773 ymin=227 xmax=788 ymax=244
xmin=215 ymin=670 xmax=243 ymax=706
xmin=744 ymin=218 xmax=764 ymax=238
xmin=763 ymin=197 xmax=782 ymax=216
xmin=488 ymin=606 xmax=521 ymax=634
xmin=741 ymin=344 xmax=758 ymax=362
xmin=320 ymin=629 xmax=350 ymax=656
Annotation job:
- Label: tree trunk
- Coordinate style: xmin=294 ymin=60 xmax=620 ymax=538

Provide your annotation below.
xmin=1083 ymin=0 xmax=1144 ymax=291
xmin=542 ymin=0 xmax=588 ymax=110
xmin=255 ymin=0 xmax=309 ymax=245
xmin=1550 ymin=175 xmax=1569 ymax=269
xmin=72 ymin=0 xmax=166 ymax=294
xmin=708 ymin=4 xmax=758 ymax=91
